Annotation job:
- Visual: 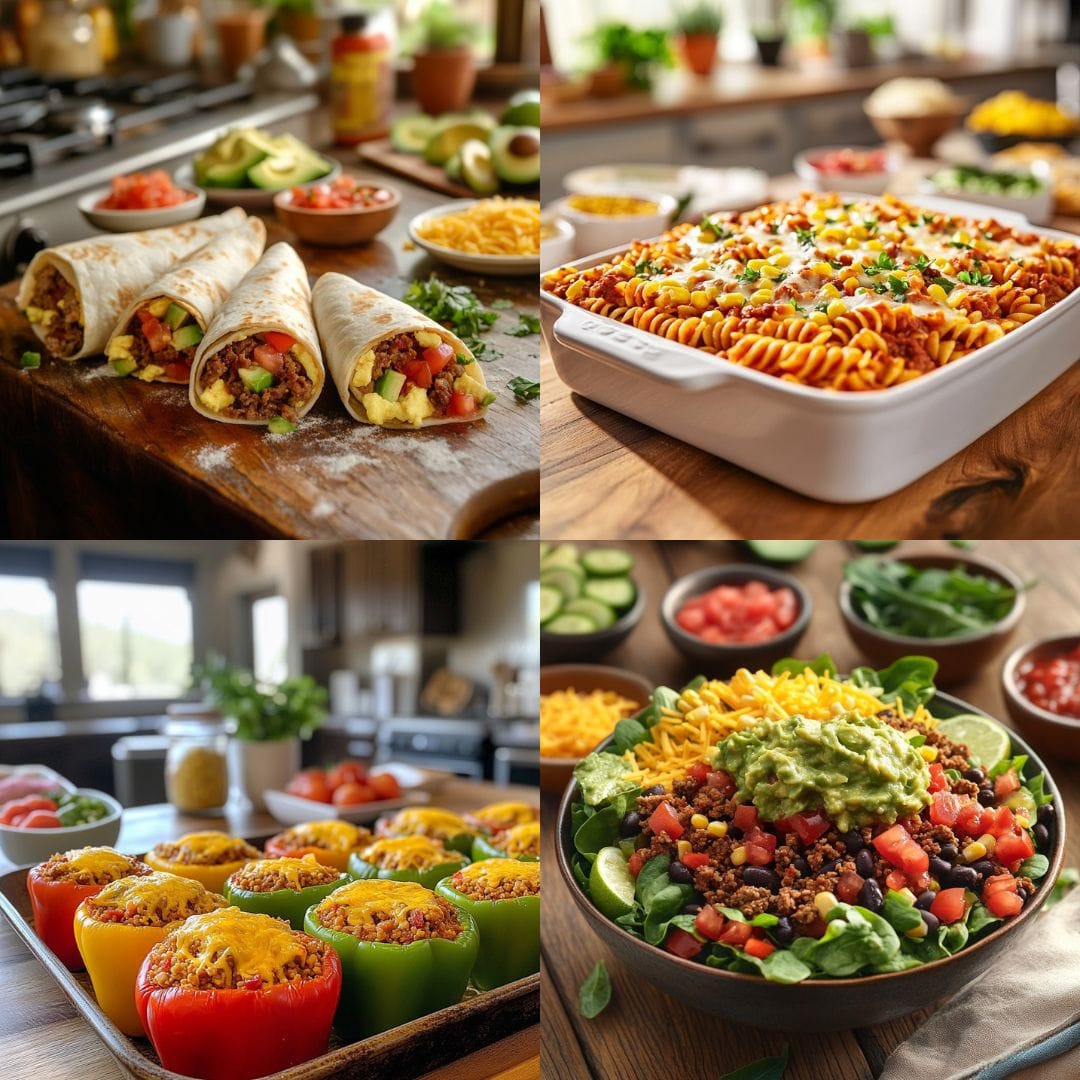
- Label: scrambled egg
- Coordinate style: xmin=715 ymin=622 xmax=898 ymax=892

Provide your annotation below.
xmin=25 ymin=306 xmax=55 ymax=326
xmin=415 ymin=329 xmax=442 ymax=348
xmin=107 ymin=335 xmax=133 ymax=362
xmin=200 ymin=378 xmax=235 ymax=412
xmin=361 ymin=385 xmax=434 ymax=427
xmin=291 ymin=343 xmax=319 ymax=384
xmin=455 ymin=372 xmax=489 ymax=401
xmin=137 ymin=365 xmax=164 ymax=382
xmin=146 ymin=297 xmax=170 ymax=317
xmin=350 ymin=348 xmax=377 ymax=389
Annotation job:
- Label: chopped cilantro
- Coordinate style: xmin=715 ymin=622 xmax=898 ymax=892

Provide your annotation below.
xmin=791 ymin=299 xmax=804 ymax=313
xmin=829 ymin=259 xmax=845 ymax=270
xmin=768 ymin=222 xmax=779 ymax=234
xmin=921 ymin=212 xmax=936 ymax=225
xmin=874 ymin=251 xmax=896 ymax=271
xmin=507 ymin=376 xmax=539 ymax=402
xmin=948 ymin=240 xmax=974 ymax=250
xmin=795 ymin=227 xmax=816 ymax=246
xmin=699 ymin=217 xmax=731 ymax=241
xmin=404 ymin=276 xmax=497 ymax=358
xmin=887 ymin=274 xmax=909 ymax=299
xmin=815 ymin=300 xmax=830 ymax=312
xmin=913 ymin=254 xmax=931 ymax=271
xmin=634 ymin=258 xmax=660 ymax=277
xmin=842 ymin=201 xmax=855 ymax=210
xmin=863 ymin=219 xmax=878 ymax=234
xmin=508 ymin=313 xmax=540 ymax=337
xmin=957 ymin=268 xmax=993 ymax=287
xmin=936 ymin=278 xmax=958 ymax=296
xmin=490 ymin=298 xmax=514 ymax=309
xmin=871 ymin=280 xmax=889 ymax=294
xmin=738 ymin=267 xmax=761 ymax=283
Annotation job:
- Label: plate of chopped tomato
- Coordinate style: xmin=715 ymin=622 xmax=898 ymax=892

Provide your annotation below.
xmin=78 ymin=170 xmax=206 ymax=232
xmin=273 ymin=176 xmax=400 ymax=246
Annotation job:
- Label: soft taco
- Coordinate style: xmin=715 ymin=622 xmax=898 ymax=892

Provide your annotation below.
xmin=312 ymin=272 xmax=494 ymax=428
xmin=104 ymin=217 xmax=266 ymax=384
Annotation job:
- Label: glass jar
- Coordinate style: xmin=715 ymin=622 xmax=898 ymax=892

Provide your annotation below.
xmin=165 ymin=720 xmax=229 ymax=814
xmin=26 ymin=0 xmax=103 ymax=77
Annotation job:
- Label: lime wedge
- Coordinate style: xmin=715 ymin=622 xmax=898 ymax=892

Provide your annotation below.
xmin=935 ymin=713 xmax=1011 ymax=769
xmin=589 ymin=846 xmax=637 ymax=919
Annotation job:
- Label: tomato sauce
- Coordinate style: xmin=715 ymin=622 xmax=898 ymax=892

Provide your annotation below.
xmin=1017 ymin=644 xmax=1080 ymax=718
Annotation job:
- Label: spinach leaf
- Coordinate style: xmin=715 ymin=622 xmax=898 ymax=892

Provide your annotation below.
xmin=716 ymin=906 xmax=780 ymax=927
xmin=1046 ymin=867 xmax=1079 ymax=909
xmin=801 ymin=903 xmax=900 ymax=976
xmin=574 ymin=805 xmax=621 ymax=858
xmin=882 ymin=889 xmax=925 ymax=934
xmin=771 ymin=653 xmax=838 ymax=678
xmin=578 ymin=960 xmax=612 ymax=1019
xmin=1020 ymin=854 xmax=1050 ymax=881
xmin=1023 ymin=770 xmax=1055 ymax=807
xmin=718 ymin=1043 xmax=790 ymax=1079
xmin=966 ymin=899 xmax=1001 ymax=937
xmin=849 ymin=656 xmax=938 ymax=711
xmin=635 ymin=854 xmax=694 ymax=944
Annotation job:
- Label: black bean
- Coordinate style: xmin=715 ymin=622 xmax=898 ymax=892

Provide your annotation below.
xmin=743 ymin=866 xmax=778 ymax=891
xmin=939 ymin=843 xmax=959 ymax=862
xmin=930 ymin=857 xmax=952 ymax=880
xmin=619 ymin=811 xmax=641 ymax=837
xmin=920 ymin=909 xmax=940 ymax=935
xmin=682 ymin=903 xmax=702 ymax=916
xmin=1037 ymin=804 xmax=1055 ymax=827
xmin=963 ymin=767 xmax=985 ymax=784
xmin=859 ymin=878 xmax=883 ymax=913
xmin=1033 ymin=823 xmax=1049 ymax=850
xmin=646 ymin=784 xmax=666 ymax=796
xmin=820 ymin=859 xmax=839 ymax=875
xmin=971 ymin=859 xmax=995 ymax=880
xmin=842 ymin=830 xmax=864 ymax=853
xmin=948 ymin=865 xmax=979 ymax=890
xmin=855 ymin=849 xmax=875 ymax=879
xmin=915 ymin=890 xmax=936 ymax=910
xmin=773 ymin=916 xmax=794 ymax=945
xmin=793 ymin=857 xmax=810 ymax=875
xmin=669 ymin=861 xmax=693 ymax=885
xmin=728 ymin=825 xmax=743 ymax=840
xmin=977 ymin=789 xmax=996 ymax=807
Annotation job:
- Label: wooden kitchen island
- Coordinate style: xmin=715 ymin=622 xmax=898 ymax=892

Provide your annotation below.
xmin=0 ymin=134 xmax=540 ymax=540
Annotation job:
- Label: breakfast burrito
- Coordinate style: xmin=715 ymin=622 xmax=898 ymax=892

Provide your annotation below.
xmin=312 ymin=272 xmax=495 ymax=428
xmin=104 ymin=217 xmax=267 ymax=384
xmin=16 ymin=207 xmax=248 ymax=361
xmin=190 ymin=242 xmax=324 ymax=426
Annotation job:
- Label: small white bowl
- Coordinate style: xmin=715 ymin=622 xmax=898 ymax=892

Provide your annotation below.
xmin=794 ymin=146 xmax=900 ymax=196
xmin=78 ymin=186 xmax=206 ymax=233
xmin=0 ymin=789 xmax=122 ymax=866
xmin=917 ymin=171 xmax=1053 ymax=227
xmin=540 ymin=215 xmax=575 ymax=273
xmin=408 ymin=199 xmax=541 ymax=277
xmin=263 ymin=789 xmax=429 ymax=827
xmin=556 ymin=192 xmax=678 ymax=259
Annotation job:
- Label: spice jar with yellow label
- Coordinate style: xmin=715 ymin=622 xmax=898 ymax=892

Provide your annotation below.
xmin=330 ymin=11 xmax=392 ymax=145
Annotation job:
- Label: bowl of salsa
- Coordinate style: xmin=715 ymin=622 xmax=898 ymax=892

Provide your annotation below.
xmin=273 ymin=176 xmax=400 ymax=246
xmin=1002 ymin=633 xmax=1080 ymax=762
xmin=79 ymin=170 xmax=205 ymax=232
xmin=794 ymin=145 xmax=899 ymax=195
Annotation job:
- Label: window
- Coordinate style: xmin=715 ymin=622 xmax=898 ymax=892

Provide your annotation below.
xmin=0 ymin=574 xmax=61 ymax=699
xmin=251 ymin=594 xmax=289 ymax=685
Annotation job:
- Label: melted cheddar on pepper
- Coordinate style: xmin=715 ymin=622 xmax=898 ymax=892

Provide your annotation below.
xmin=359 ymin=837 xmax=455 ymax=871
xmin=469 ymin=802 xmax=539 ymax=831
xmin=317 ymin=879 xmax=445 ymax=928
xmin=167 ymin=908 xmax=306 ymax=984
xmin=379 ymin=807 xmax=472 ymax=840
xmin=455 ymin=858 xmax=540 ymax=890
xmin=500 ymin=823 xmax=541 ymax=857
xmin=62 ymin=846 xmax=137 ymax=877
xmin=86 ymin=871 xmax=218 ymax=917
xmin=282 ymin=820 xmax=368 ymax=852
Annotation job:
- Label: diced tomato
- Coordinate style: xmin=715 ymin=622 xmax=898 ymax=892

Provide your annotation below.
xmin=401 ymin=359 xmax=433 ymax=390
xmin=648 ymin=802 xmax=684 ymax=840
xmin=930 ymin=887 xmax=967 ymax=924
xmin=983 ymin=873 xmax=1018 ymax=894
xmin=252 ymin=344 xmax=285 ymax=375
xmin=677 ymin=607 xmax=709 ymax=635
xmin=995 ymin=829 xmax=1035 ymax=871
xmin=694 ymin=905 xmax=726 ymax=941
xmin=786 ymin=810 xmax=831 ymax=845
xmin=993 ymin=769 xmax=1021 ymax=801
xmin=733 ymin=805 xmax=758 ymax=832
xmin=664 ymin=928 xmax=702 ymax=959
xmin=743 ymin=826 xmax=778 ymax=866
xmin=675 ymin=579 xmax=797 ymax=644
xmin=628 ymin=849 xmax=650 ymax=879
xmin=681 ymin=852 xmax=710 ymax=870
xmin=872 ymin=823 xmax=929 ymax=876
xmin=260 ymin=331 xmax=296 ymax=353
xmin=97 ymin=170 xmax=194 ymax=210
xmin=836 ymin=872 xmax=865 ymax=904
xmin=909 ymin=871 xmax=931 ymax=894
xmin=927 ymin=763 xmax=949 ymax=793
xmin=744 ymin=936 xmax=775 ymax=959
xmin=744 ymin=617 xmax=780 ymax=643
xmin=717 ymin=920 xmax=753 ymax=946
xmin=984 ymin=886 xmax=1023 ymax=917
xmin=136 ymin=310 xmax=169 ymax=352
xmin=0 ymin=796 xmax=56 ymax=825
xmin=984 ymin=805 xmax=1015 ymax=838
xmin=685 ymin=762 xmax=709 ymax=787
xmin=20 ymin=809 xmax=63 ymax=828
xmin=163 ymin=361 xmax=191 ymax=382
xmin=773 ymin=587 xmax=797 ymax=629
xmin=954 ymin=801 xmax=990 ymax=838
xmin=422 ymin=342 xmax=455 ymax=374
xmin=448 ymin=390 xmax=477 ymax=417
xmin=885 ymin=869 xmax=908 ymax=892
xmin=929 ymin=791 xmax=964 ymax=826
xmin=706 ymin=770 xmax=735 ymax=794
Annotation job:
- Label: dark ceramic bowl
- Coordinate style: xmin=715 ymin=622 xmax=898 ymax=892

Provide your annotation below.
xmin=541 ymin=584 xmax=645 ymax=666
xmin=838 ymin=552 xmax=1026 ymax=686
xmin=1002 ymin=633 xmax=1080 ymax=763
xmin=660 ymin=564 xmax=812 ymax=675
xmin=555 ymin=690 xmax=1065 ymax=1031
xmin=539 ymin=664 xmax=655 ymax=796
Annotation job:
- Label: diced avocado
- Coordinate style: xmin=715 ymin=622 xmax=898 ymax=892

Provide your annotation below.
xmin=238 ymin=366 xmax=273 ymax=393
xmin=444 ymin=150 xmax=464 ymax=183
xmin=375 ymin=369 xmax=406 ymax=401
xmin=247 ymin=152 xmax=331 ymax=191
xmin=267 ymin=416 xmax=297 ymax=435
xmin=171 ymin=324 xmax=204 ymax=350
xmin=423 ymin=118 xmax=496 ymax=167
xmin=459 ymin=140 xmax=499 ymax=196
xmin=110 ymin=356 xmax=136 ymax=377
xmin=489 ymin=125 xmax=539 ymax=186
xmin=500 ymin=90 xmax=540 ymax=128
xmin=19 ymin=350 xmax=41 ymax=369
xmin=164 ymin=303 xmax=188 ymax=330
xmin=391 ymin=113 xmax=437 ymax=154
xmin=480 ymin=391 xmax=497 ymax=406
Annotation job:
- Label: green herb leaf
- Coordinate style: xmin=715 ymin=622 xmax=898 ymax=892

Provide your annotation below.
xmin=578 ymin=959 xmax=612 ymax=1019
xmin=913 ymin=254 xmax=931 ymax=271
xmin=404 ymin=276 xmax=498 ymax=356
xmin=19 ymin=351 xmax=40 ymax=369
xmin=718 ymin=1045 xmax=790 ymax=1080
xmin=490 ymin=298 xmax=514 ymax=309
xmin=700 ymin=217 xmax=731 ymax=241
xmin=887 ymin=274 xmax=909 ymax=299
xmin=1047 ymin=867 xmax=1079 ymax=909
xmin=634 ymin=257 xmax=660 ymax=277
xmin=508 ymin=313 xmax=540 ymax=337
xmin=795 ymin=227 xmax=815 ymax=246
xmin=738 ymin=267 xmax=761 ymax=283
xmin=507 ymin=375 xmax=539 ymax=401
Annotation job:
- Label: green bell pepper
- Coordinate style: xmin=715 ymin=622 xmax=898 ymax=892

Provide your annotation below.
xmin=471 ymin=825 xmax=540 ymax=864
xmin=304 ymin=888 xmax=479 ymax=1039
xmin=223 ymin=872 xmax=349 ymax=930
xmin=377 ymin=808 xmax=477 ymax=856
xmin=347 ymin=850 xmax=469 ymax=890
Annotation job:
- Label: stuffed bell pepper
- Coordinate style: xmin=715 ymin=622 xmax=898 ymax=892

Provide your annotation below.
xmin=145 ymin=831 xmax=260 ymax=894
xmin=436 ymin=858 xmax=539 ymax=990
xmin=465 ymin=801 xmax=539 ymax=836
xmin=223 ymin=855 xmax=349 ymax=930
xmin=265 ymin=820 xmax=372 ymax=872
xmin=74 ymin=870 xmax=227 ymax=1035
xmin=347 ymin=836 xmax=470 ymax=889
xmin=472 ymin=821 xmax=540 ymax=864
xmin=135 ymin=907 xmax=342 ymax=1080
xmin=304 ymin=879 xmax=478 ymax=1039
xmin=28 ymin=846 xmax=151 ymax=970
xmin=375 ymin=807 xmax=476 ymax=856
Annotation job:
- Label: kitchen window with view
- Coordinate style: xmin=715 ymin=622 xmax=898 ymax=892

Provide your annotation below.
xmin=0 ymin=571 xmax=61 ymax=700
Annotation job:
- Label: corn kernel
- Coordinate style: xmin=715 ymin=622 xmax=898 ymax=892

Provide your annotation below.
xmin=821 ymin=283 xmax=841 ymax=298
xmin=935 ymin=257 xmax=952 ymax=270
xmin=707 ymin=820 xmax=728 ymax=838
xmin=845 ymin=237 xmax=860 ymax=249
xmin=812 ymin=261 xmax=834 ymax=277
xmin=760 ymin=263 xmax=783 ymax=279
xmin=770 ymin=252 xmax=792 ymax=267
xmin=866 ymin=239 xmax=884 ymax=251
xmin=826 ymin=299 xmax=847 ymax=320
xmin=927 ymin=283 xmax=949 ymax=304
xmin=677 ymin=839 xmax=692 ymax=857
xmin=963 ymin=841 xmax=988 ymax=863
xmin=617 ymin=260 xmax=635 ymax=276
xmin=820 ymin=225 xmax=846 ymax=241
xmin=691 ymin=814 xmax=709 ymax=830
xmin=565 ymin=279 xmax=585 ymax=301
xmin=731 ymin=846 xmax=748 ymax=866
xmin=660 ymin=277 xmax=681 ymax=288
xmin=905 ymin=921 xmax=928 ymax=940
xmin=663 ymin=286 xmax=691 ymax=305
xmin=642 ymin=280 xmax=661 ymax=299
xmin=948 ymin=291 xmax=965 ymax=308
xmin=750 ymin=289 xmax=774 ymax=305
xmin=814 ymin=892 xmax=838 ymax=917
xmin=810 ymin=311 xmax=829 ymax=325
xmin=719 ymin=293 xmax=745 ymax=310
xmin=1015 ymin=815 xmax=1030 ymax=829
xmin=978 ymin=833 xmax=996 ymax=854
xmin=810 ymin=209 xmax=827 ymax=223
xmin=896 ymin=887 xmax=917 ymax=904
xmin=919 ymin=746 xmax=938 ymax=762
xmin=953 ymin=229 xmax=972 ymax=245
xmin=691 ymin=258 xmax=710 ymax=271
xmin=747 ymin=258 xmax=767 ymax=272
xmin=690 ymin=290 xmax=710 ymax=309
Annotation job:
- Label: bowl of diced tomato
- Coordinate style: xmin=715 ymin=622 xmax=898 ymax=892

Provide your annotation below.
xmin=273 ymin=176 xmax=400 ymax=247
xmin=78 ymin=170 xmax=206 ymax=233
xmin=0 ymin=788 xmax=121 ymax=866
xmin=794 ymin=145 xmax=900 ymax=195
xmin=264 ymin=760 xmax=417 ymax=826
xmin=661 ymin=564 xmax=812 ymax=673
xmin=1002 ymin=633 xmax=1080 ymax=763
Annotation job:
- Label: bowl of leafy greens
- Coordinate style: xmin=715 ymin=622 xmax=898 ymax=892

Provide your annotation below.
xmin=838 ymin=552 xmax=1027 ymax=685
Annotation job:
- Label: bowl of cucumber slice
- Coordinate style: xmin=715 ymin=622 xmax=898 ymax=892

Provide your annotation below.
xmin=540 ymin=544 xmax=644 ymax=665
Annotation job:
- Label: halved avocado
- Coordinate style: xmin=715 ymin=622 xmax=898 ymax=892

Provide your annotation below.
xmin=444 ymin=150 xmax=464 ymax=183
xmin=500 ymin=89 xmax=540 ymax=128
xmin=423 ymin=116 xmax=496 ymax=166
xmin=248 ymin=153 xmax=330 ymax=191
xmin=391 ymin=113 xmax=437 ymax=154
xmin=268 ymin=132 xmax=330 ymax=169
xmin=195 ymin=128 xmax=275 ymax=187
xmin=460 ymin=140 xmax=499 ymax=196
xmin=489 ymin=125 xmax=539 ymax=186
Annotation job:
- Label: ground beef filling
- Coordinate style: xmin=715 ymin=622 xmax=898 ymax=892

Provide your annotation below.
xmin=312 ymin=894 xmax=463 ymax=943
xmin=228 ymin=858 xmax=343 ymax=893
xmin=369 ymin=333 xmax=463 ymax=415
xmin=28 ymin=265 xmax=83 ymax=355
xmin=151 ymin=836 xmax=261 ymax=867
xmin=198 ymin=337 xmax=313 ymax=421
xmin=126 ymin=310 xmax=195 ymax=373
xmin=36 ymin=850 xmax=151 ymax=886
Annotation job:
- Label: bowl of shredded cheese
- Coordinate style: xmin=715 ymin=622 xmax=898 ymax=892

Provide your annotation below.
xmin=409 ymin=197 xmax=541 ymax=276
xmin=539 ymin=664 xmax=653 ymax=795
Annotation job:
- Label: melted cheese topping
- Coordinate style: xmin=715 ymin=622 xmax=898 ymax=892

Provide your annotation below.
xmin=63 ymin=846 xmax=135 ymax=877
xmin=359 ymin=836 xmax=454 ymax=870
xmin=88 ymin=871 xmax=213 ymax=914
xmin=318 ymin=879 xmax=445 ymax=926
xmin=381 ymin=807 xmax=471 ymax=840
xmin=500 ymin=822 xmax=541 ymax=857
xmin=158 ymin=831 xmax=249 ymax=863
xmin=233 ymin=855 xmax=334 ymax=890
xmin=284 ymin=820 xmax=366 ymax=852
xmin=469 ymin=801 xmax=538 ymax=830
xmin=167 ymin=908 xmax=306 ymax=984
xmin=456 ymin=858 xmax=540 ymax=889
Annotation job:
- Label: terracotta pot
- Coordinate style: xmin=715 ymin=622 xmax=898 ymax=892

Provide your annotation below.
xmin=586 ymin=62 xmax=629 ymax=98
xmin=678 ymin=32 xmax=718 ymax=77
xmin=279 ymin=10 xmax=322 ymax=47
xmin=411 ymin=46 xmax=476 ymax=115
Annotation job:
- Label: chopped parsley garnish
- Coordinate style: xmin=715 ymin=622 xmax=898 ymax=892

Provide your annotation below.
xmin=773 ymin=271 xmax=788 ymax=283
xmin=768 ymin=222 xmax=779 ymax=234
xmin=864 ymin=251 xmax=896 ymax=277
xmin=863 ymin=219 xmax=878 ymax=234
xmin=948 ymin=240 xmax=974 ymax=250
xmin=507 ymin=376 xmax=540 ymax=402
xmin=887 ymin=274 xmax=909 ymax=299
xmin=829 ymin=259 xmax=845 ymax=270
xmin=843 ymin=202 xmax=855 ymax=210
xmin=936 ymin=278 xmax=958 ymax=296
xmin=738 ymin=267 xmax=761 ymax=283
xmin=457 ymin=354 xmax=475 ymax=364
xmin=19 ymin=351 xmax=40 ymax=369
xmin=404 ymin=276 xmax=498 ymax=358
xmin=791 ymin=299 xmax=805 ymax=312
xmin=795 ymin=226 xmax=816 ymax=246
xmin=490 ymin=298 xmax=514 ymax=309
xmin=913 ymin=254 xmax=931 ymax=271
xmin=871 ymin=280 xmax=890 ymax=294
xmin=957 ymin=267 xmax=993 ymax=287
xmin=634 ymin=258 xmax=660 ymax=277
xmin=921 ymin=212 xmax=936 ymax=225
xmin=699 ymin=217 xmax=731 ymax=241
xmin=815 ymin=300 xmax=831 ymax=312
xmin=508 ymin=313 xmax=540 ymax=337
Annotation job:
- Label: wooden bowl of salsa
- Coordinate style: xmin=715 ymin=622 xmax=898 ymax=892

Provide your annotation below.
xmin=1002 ymin=633 xmax=1080 ymax=762
xmin=273 ymin=177 xmax=400 ymax=247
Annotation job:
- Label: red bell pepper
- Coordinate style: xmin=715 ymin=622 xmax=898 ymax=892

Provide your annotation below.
xmin=26 ymin=867 xmax=104 ymax=970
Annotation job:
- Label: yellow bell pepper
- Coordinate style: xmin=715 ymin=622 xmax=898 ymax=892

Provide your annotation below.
xmin=143 ymin=852 xmax=250 ymax=895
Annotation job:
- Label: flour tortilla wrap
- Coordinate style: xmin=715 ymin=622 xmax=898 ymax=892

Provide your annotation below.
xmin=16 ymin=207 xmax=248 ymax=360
xmin=312 ymin=272 xmax=491 ymax=428
xmin=104 ymin=217 xmax=267 ymax=383
xmin=189 ymin=242 xmax=324 ymax=425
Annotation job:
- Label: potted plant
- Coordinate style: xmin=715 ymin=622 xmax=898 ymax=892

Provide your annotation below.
xmin=833 ymin=14 xmax=896 ymax=67
xmin=409 ymin=0 xmax=478 ymax=115
xmin=194 ymin=657 xmax=326 ymax=812
xmin=587 ymin=22 xmax=672 ymax=97
xmin=752 ymin=0 xmax=786 ymax=66
xmin=673 ymin=2 xmax=722 ymax=78
xmin=789 ymin=0 xmax=837 ymax=58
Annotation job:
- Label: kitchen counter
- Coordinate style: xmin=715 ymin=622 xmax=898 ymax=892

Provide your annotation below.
xmin=0 ymin=116 xmax=539 ymax=540
xmin=0 ymin=777 xmax=540 ymax=1080
xmin=540 ymin=539 xmax=1080 ymax=1079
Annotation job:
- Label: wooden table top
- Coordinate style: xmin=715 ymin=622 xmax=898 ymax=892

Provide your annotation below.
xmin=0 ymin=143 xmax=539 ymax=541
xmin=0 ymin=778 xmax=540 ymax=1080
xmin=540 ymin=181 xmax=1080 ymax=540
xmin=540 ymin=539 xmax=1080 ymax=1079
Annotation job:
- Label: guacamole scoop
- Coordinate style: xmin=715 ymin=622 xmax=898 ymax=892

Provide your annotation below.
xmin=716 ymin=713 xmax=931 ymax=833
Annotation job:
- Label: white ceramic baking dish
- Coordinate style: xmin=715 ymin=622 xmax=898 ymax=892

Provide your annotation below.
xmin=541 ymin=197 xmax=1080 ymax=503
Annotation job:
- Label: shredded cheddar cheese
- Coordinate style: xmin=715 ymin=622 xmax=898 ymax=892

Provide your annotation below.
xmin=379 ymin=807 xmax=471 ymax=840
xmin=318 ymin=879 xmax=445 ymax=927
xmin=414 ymin=197 xmax=540 ymax=256
xmin=500 ymin=822 xmax=540 ymax=858
xmin=540 ymin=687 xmax=643 ymax=759
xmin=283 ymin=820 xmax=367 ymax=851
xmin=454 ymin=858 xmax=540 ymax=889
xmin=359 ymin=837 xmax=453 ymax=871
xmin=62 ymin=847 xmax=136 ymax=877
xmin=167 ymin=908 xmax=306 ymax=984
xmin=467 ymin=801 xmax=538 ymax=830
xmin=85 ymin=871 xmax=222 ymax=921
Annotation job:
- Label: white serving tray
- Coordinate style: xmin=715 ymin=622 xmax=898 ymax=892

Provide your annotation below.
xmin=541 ymin=194 xmax=1080 ymax=504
